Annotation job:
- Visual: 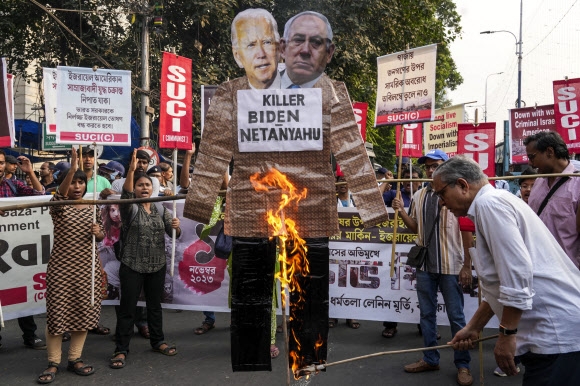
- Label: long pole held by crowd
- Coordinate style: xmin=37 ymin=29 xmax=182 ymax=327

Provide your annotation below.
xmin=170 ymin=148 xmax=178 ymax=277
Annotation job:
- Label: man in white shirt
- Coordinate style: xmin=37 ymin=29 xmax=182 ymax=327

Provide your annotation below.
xmin=433 ymin=155 xmax=580 ymax=385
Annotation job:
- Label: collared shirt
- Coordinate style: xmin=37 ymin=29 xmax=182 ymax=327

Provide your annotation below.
xmin=467 ymin=184 xmax=580 ymax=355
xmin=86 ymin=174 xmax=111 ymax=193
xmin=280 ymin=71 xmax=322 ymax=89
xmin=383 ymin=189 xmax=412 ymax=207
xmin=409 ymin=185 xmax=465 ymax=274
xmin=120 ymin=189 xmax=173 ymax=273
xmin=0 ymin=177 xmax=44 ymax=197
xmin=527 ymin=162 xmax=580 ymax=268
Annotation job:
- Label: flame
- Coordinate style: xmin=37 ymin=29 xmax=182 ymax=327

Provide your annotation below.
xmin=249 ymin=168 xmax=310 ymax=378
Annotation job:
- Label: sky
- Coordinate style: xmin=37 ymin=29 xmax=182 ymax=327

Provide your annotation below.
xmin=448 ymin=0 xmax=580 ymax=142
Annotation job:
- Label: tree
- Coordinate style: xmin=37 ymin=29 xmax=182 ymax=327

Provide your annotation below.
xmin=1 ymin=0 xmax=462 ymax=166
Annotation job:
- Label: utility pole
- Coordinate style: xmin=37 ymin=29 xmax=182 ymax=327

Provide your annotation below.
xmin=140 ymin=3 xmax=151 ymax=146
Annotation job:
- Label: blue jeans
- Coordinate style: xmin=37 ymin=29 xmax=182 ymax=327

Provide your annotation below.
xmin=203 ymin=311 xmax=215 ymax=324
xmin=416 ymin=270 xmax=470 ymax=368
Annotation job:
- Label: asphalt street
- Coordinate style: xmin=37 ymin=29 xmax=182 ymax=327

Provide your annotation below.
xmin=1 ymin=307 xmax=523 ymax=385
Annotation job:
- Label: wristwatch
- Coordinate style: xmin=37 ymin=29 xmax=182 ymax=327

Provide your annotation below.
xmin=499 ymin=325 xmax=518 ymax=335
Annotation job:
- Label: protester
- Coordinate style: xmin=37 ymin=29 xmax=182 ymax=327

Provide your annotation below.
xmin=516 ymin=168 xmax=537 ymax=204
xmin=392 ymin=149 xmax=473 ymax=386
xmin=158 ymin=162 xmax=174 ymax=195
xmin=98 ymin=161 xmax=125 ymax=182
xmin=38 ymin=148 xmax=104 ymax=383
xmin=376 ymin=167 xmax=392 ymax=193
xmin=110 ymin=149 xmax=181 ymax=369
xmin=39 ymin=162 xmax=57 ymax=190
xmin=383 ymin=169 xmax=422 ymax=207
xmin=111 ymin=150 xmax=160 ymax=197
xmin=3 ymin=154 xmax=20 ymax=181
xmin=524 ymin=131 xmax=580 ymax=268
xmin=0 ymin=149 xmax=46 ymax=350
xmin=437 ymin=156 xmax=580 ymax=385
xmin=78 ymin=146 xmax=111 ymax=193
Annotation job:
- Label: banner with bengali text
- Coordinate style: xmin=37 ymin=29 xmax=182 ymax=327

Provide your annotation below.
xmin=43 ymin=68 xmax=58 ymax=134
xmin=375 ymin=44 xmax=437 ymax=126
xmin=0 ymin=199 xmax=493 ymax=327
xmin=56 ymin=66 xmax=131 ymax=145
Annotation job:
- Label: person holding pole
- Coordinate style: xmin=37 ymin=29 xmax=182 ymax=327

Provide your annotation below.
xmin=110 ymin=149 xmax=181 ymax=369
xmin=38 ymin=148 xmax=104 ymax=383
xmin=391 ymin=149 xmax=473 ymax=386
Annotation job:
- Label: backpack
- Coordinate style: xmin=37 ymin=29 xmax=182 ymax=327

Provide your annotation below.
xmin=4 ymin=177 xmax=18 ymax=196
xmin=113 ymin=202 xmax=165 ymax=260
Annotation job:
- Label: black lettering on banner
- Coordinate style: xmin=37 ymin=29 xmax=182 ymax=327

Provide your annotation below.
xmin=267 ymin=128 xmax=278 ymax=141
xmin=295 ymin=129 xmax=303 ymax=140
xmin=251 ymin=128 xmax=259 ymax=141
xmin=240 ymin=129 xmax=251 ymax=142
xmin=41 ymin=235 xmax=51 ymax=264
xmin=13 ymin=243 xmax=38 ymax=266
xmin=260 ymin=127 xmax=268 ymax=140
xmin=0 ymin=239 xmax=11 ymax=273
xmin=248 ymin=111 xmax=258 ymax=123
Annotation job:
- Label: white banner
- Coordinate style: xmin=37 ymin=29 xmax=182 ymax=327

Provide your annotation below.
xmin=55 ymin=66 xmax=131 ymax=145
xmin=0 ymin=199 xmax=493 ymax=327
xmin=42 ymin=68 xmax=58 ymax=134
xmin=237 ymin=88 xmax=323 ymax=152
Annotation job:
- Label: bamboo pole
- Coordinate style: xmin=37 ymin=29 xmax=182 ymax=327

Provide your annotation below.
xmin=390 ymin=124 xmax=406 ymax=277
xmin=170 ymin=148 xmax=177 ymax=277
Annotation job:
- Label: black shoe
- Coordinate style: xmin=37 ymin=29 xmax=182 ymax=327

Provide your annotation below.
xmin=24 ymin=337 xmax=47 ymax=350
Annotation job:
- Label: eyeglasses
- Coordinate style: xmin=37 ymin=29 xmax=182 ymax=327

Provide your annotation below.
xmin=526 ymin=152 xmax=538 ymax=161
xmin=433 ymin=182 xmax=454 ymax=199
xmin=423 ymin=164 xmax=439 ymax=171
xmin=288 ymin=36 xmax=331 ymax=50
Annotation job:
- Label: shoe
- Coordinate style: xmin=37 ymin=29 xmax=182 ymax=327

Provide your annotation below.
xmin=404 ymin=359 xmax=440 ymax=373
xmin=194 ymin=321 xmax=215 ymax=335
xmin=494 ymin=365 xmax=520 ymax=377
xmin=24 ymin=337 xmax=47 ymax=350
xmin=382 ymin=327 xmax=397 ymax=338
xmin=457 ymin=368 xmax=473 ymax=386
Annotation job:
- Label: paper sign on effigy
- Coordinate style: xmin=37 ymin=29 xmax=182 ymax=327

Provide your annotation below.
xmin=237 ymin=88 xmax=323 ymax=152
xmin=55 ymin=66 xmax=131 ymax=145
xmin=375 ymin=44 xmax=437 ymax=126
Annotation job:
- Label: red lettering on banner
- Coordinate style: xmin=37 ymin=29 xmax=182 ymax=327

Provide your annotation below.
xmin=376 ymin=109 xmax=432 ymax=126
xmin=33 ymin=272 xmax=47 ymax=291
xmin=553 ymin=79 xmax=580 ymax=146
xmin=159 ymin=52 xmax=193 ymax=150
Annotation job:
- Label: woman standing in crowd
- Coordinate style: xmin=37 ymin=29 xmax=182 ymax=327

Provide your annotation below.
xmin=110 ymin=149 xmax=181 ymax=369
xmin=38 ymin=149 xmax=103 ymax=383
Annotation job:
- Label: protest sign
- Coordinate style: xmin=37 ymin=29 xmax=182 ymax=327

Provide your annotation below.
xmin=509 ymin=104 xmax=555 ymax=163
xmin=56 ymin=66 xmax=131 ymax=145
xmin=159 ymin=52 xmax=193 ymax=150
xmin=424 ymin=104 xmax=464 ymax=156
xmin=457 ymin=123 xmax=496 ymax=179
xmin=43 ymin=68 xmax=58 ymax=134
xmin=553 ymin=78 xmax=580 ymax=149
xmin=237 ymin=88 xmax=323 ymax=152
xmin=352 ymin=102 xmax=369 ymax=141
xmin=0 ymin=58 xmax=14 ymax=147
xmin=375 ymin=44 xmax=437 ymax=126
xmin=395 ymin=123 xmax=423 ymax=158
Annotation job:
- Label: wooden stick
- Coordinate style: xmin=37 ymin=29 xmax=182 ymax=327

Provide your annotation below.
xmin=170 ymin=148 xmax=177 ymax=277
xmin=91 ymin=143 xmax=97 ymax=307
xmin=0 ymin=300 xmax=4 ymax=328
xmin=390 ymin=124 xmax=406 ymax=277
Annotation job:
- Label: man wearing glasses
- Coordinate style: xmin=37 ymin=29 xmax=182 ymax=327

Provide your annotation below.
xmin=392 ymin=149 xmax=474 ymax=386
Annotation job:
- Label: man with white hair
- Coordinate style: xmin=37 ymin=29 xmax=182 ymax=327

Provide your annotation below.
xmin=433 ymin=156 xmax=580 ymax=385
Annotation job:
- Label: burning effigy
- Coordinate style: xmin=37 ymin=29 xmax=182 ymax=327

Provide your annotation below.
xmin=183 ymin=8 xmax=388 ymax=376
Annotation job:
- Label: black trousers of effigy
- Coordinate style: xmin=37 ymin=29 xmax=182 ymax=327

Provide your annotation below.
xmin=230 ymin=237 xmax=329 ymax=372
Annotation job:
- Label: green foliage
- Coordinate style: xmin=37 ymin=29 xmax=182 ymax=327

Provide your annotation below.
xmin=1 ymin=0 xmax=462 ymax=166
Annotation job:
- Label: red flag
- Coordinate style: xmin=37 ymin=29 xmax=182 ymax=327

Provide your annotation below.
xmin=457 ymin=123 xmax=496 ymax=181
xmin=159 ymin=52 xmax=193 ymax=150
xmin=352 ymin=102 xmax=368 ymax=141
xmin=553 ymin=78 xmax=580 ymax=150
xmin=395 ymin=123 xmax=423 ymax=157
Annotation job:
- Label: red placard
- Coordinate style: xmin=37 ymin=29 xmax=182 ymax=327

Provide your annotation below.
xmin=159 ymin=52 xmax=193 ymax=150
xmin=457 ymin=122 xmax=496 ymax=181
xmin=509 ymin=104 xmax=555 ymax=164
xmin=395 ymin=123 xmax=423 ymax=157
xmin=352 ymin=102 xmax=368 ymax=141
xmin=553 ymin=78 xmax=580 ymax=150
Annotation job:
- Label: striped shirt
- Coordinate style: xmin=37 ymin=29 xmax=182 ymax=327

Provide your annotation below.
xmin=409 ymin=185 xmax=465 ymax=274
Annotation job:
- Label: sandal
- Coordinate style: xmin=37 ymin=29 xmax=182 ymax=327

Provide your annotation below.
xmin=270 ymin=344 xmax=280 ymax=359
xmin=62 ymin=332 xmax=71 ymax=342
xmin=328 ymin=318 xmax=338 ymax=328
xmin=138 ymin=325 xmax=150 ymax=339
xmin=153 ymin=343 xmax=177 ymax=356
xmin=382 ymin=327 xmax=398 ymax=338
xmin=89 ymin=324 xmax=110 ymax=335
xmin=109 ymin=352 xmax=126 ymax=369
xmin=37 ymin=362 xmax=59 ymax=384
xmin=346 ymin=319 xmax=360 ymax=329
xmin=194 ymin=321 xmax=214 ymax=335
xmin=66 ymin=358 xmax=95 ymax=376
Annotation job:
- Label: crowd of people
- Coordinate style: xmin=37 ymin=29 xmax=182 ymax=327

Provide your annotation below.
xmin=1 ymin=7 xmax=580 ymax=386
